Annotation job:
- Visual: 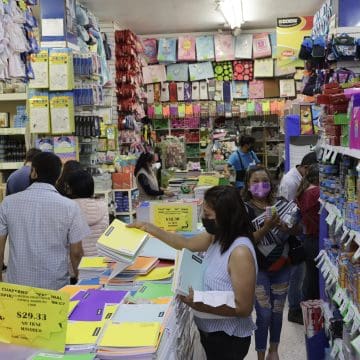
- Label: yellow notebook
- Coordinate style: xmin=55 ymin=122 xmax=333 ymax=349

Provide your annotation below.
xmin=101 ymin=304 xmax=119 ymax=321
xmin=135 ymin=266 xmax=174 ymax=282
xmin=78 ymin=257 xmax=107 ymax=269
xmin=97 ymin=219 xmax=149 ymax=256
xmin=68 ymin=300 xmax=79 ymax=316
xmin=99 ymin=322 xmax=161 ymax=348
xmin=66 ymin=321 xmax=103 ymax=345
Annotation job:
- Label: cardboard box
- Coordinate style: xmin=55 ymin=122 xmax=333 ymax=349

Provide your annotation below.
xmin=112 ymin=173 xmax=135 ymax=189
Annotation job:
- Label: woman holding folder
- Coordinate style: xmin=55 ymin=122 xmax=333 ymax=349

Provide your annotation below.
xmin=129 ymin=185 xmax=257 ymax=360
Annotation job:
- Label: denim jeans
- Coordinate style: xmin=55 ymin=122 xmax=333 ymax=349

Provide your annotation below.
xmin=288 ymin=262 xmax=305 ymax=310
xmin=199 ymin=330 xmax=251 ymax=360
xmin=255 ymin=266 xmax=291 ymax=352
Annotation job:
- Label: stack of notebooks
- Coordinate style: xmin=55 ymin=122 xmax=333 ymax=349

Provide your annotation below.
xmin=128 ymin=282 xmax=174 ymax=304
xmin=78 ymin=257 xmax=112 ymax=281
xmin=97 ymin=219 xmax=149 ymax=263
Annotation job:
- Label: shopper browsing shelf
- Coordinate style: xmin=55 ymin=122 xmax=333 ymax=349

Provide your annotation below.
xmin=128 ymin=186 xmax=257 ymax=360
xmin=6 ymin=148 xmax=42 ymax=195
xmin=0 ymin=152 xmax=90 ymax=290
xmin=278 ymin=151 xmax=318 ymax=324
xmin=56 ymin=160 xmax=82 ymax=196
xmin=224 ymin=135 xmax=260 ymax=190
xmin=242 ymin=166 xmax=299 ymax=360
xmin=296 ymin=164 xmax=320 ymax=301
xmin=135 ymin=152 xmax=174 ymax=202
xmin=64 ymin=169 xmax=109 ymax=277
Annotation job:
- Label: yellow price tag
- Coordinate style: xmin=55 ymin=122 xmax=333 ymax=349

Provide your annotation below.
xmin=198 ymin=175 xmax=219 ymax=187
xmin=153 ymin=204 xmax=193 ymax=232
xmin=0 ymin=282 xmax=69 ymax=353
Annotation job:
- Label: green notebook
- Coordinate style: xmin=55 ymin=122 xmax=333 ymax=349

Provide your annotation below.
xmin=130 ymin=282 xmax=173 ymax=301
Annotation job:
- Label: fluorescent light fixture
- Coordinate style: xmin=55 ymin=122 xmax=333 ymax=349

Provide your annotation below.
xmin=217 ymin=0 xmax=244 ymax=29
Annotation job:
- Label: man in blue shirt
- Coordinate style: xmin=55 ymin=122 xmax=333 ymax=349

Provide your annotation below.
xmin=224 ymin=135 xmax=260 ymax=189
xmin=6 ymin=148 xmax=42 ymax=195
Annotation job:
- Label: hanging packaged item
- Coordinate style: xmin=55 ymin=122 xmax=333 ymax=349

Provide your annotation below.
xmin=196 ymin=35 xmax=215 ymax=61
xmin=249 ymin=80 xmax=265 ymax=99
xmin=177 ymin=82 xmax=185 ymax=101
xmin=214 ymin=34 xmax=235 ymax=61
xmin=332 ymin=33 xmax=356 ymax=60
xmin=153 ymin=83 xmax=161 ymax=102
xmin=223 ymin=82 xmax=232 ymax=103
xmin=254 ymin=58 xmax=274 ymax=78
xmin=146 ymin=84 xmax=154 ymax=104
xmin=189 ymin=62 xmax=214 ymax=81
xmin=192 ymin=82 xmax=200 ymax=100
xmin=169 ymin=82 xmax=177 ymax=102
xmin=160 ymin=83 xmax=170 ymax=102
xmin=184 ymin=82 xmax=192 ymax=102
xmin=29 ymin=91 xmax=50 ymax=134
xmin=50 ymin=92 xmax=75 ymax=134
xmin=178 ymin=35 xmax=196 ymax=61
xmin=199 ymin=81 xmax=208 ymax=100
xmin=280 ymin=79 xmax=296 ymax=97
xmin=212 ymin=61 xmax=233 ymax=81
xmin=142 ymin=38 xmax=158 ymax=64
xmin=232 ymin=81 xmax=249 ymax=99
xmin=29 ymin=49 xmax=49 ymax=89
xmin=49 ymin=48 xmax=74 ymax=91
xmin=142 ymin=65 xmax=167 ymax=84
xmin=299 ymin=37 xmax=313 ymax=60
xmin=252 ymin=33 xmax=272 ymax=59
xmin=157 ymin=38 xmax=177 ymax=63
xmin=166 ymin=63 xmax=189 ymax=82
xmin=235 ymin=34 xmax=253 ymax=59
xmin=53 ymin=136 xmax=78 ymax=163
xmin=233 ymin=60 xmax=254 ymax=81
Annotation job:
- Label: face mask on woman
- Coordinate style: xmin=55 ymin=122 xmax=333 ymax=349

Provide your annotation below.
xmin=249 ymin=181 xmax=271 ymax=198
xmin=201 ymin=218 xmax=217 ymax=235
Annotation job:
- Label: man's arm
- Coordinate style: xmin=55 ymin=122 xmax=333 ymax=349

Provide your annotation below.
xmin=0 ymin=235 xmax=7 ymax=282
xmin=70 ymin=242 xmax=84 ymax=279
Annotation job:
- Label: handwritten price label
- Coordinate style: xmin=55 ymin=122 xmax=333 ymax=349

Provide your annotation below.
xmin=153 ymin=204 xmax=194 ymax=231
xmin=0 ymin=282 xmax=69 ymax=352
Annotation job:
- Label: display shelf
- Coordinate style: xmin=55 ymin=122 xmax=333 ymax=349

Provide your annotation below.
xmin=321 ymin=144 xmax=360 ymax=160
xmin=115 ymin=210 xmax=136 ymax=215
xmin=0 ymin=128 xmax=26 ymax=135
xmin=0 ymin=93 xmax=27 ymax=101
xmin=113 ymin=187 xmax=138 ymax=192
xmin=320 ymin=199 xmax=360 ymax=248
xmin=0 ymin=162 xmax=23 ymax=170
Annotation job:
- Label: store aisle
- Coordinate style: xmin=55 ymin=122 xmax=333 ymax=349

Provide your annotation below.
xmin=246 ymin=304 xmax=306 ymax=360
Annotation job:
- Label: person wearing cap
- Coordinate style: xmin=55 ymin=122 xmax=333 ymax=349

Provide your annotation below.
xmin=278 ymin=151 xmax=318 ymax=325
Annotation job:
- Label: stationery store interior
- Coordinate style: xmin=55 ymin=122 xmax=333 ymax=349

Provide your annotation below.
xmin=0 ymin=0 xmax=360 ymax=359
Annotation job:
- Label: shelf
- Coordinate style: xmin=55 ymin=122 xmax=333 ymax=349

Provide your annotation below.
xmin=266 ymin=139 xmax=283 ymax=143
xmin=115 ymin=210 xmax=136 ymax=215
xmin=154 ymin=128 xmax=169 ymax=131
xmin=0 ymin=162 xmax=23 ymax=170
xmin=321 ymin=144 xmax=360 ymax=160
xmin=0 ymin=128 xmax=26 ymax=135
xmin=170 ymin=128 xmax=200 ymax=130
xmin=0 ymin=93 xmax=27 ymax=101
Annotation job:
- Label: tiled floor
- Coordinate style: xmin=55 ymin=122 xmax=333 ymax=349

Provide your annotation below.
xmin=246 ymin=305 xmax=306 ymax=360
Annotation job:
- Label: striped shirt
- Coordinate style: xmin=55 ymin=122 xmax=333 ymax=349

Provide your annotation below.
xmin=0 ymin=183 xmax=91 ymax=290
xmin=195 ymin=237 xmax=258 ymax=337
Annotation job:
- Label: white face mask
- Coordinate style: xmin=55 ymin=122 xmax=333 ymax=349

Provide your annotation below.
xmin=152 ymin=162 xmax=161 ymax=171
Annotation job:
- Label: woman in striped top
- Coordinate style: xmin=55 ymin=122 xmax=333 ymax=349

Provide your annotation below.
xmin=129 ymin=186 xmax=257 ymax=360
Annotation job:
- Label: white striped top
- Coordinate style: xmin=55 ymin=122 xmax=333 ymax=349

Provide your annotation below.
xmin=195 ymin=237 xmax=258 ymax=337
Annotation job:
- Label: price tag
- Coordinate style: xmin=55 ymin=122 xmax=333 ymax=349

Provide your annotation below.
xmin=323 ymin=264 xmax=331 ymax=279
xmin=343 ymin=302 xmax=356 ymax=324
xmin=332 ymin=287 xmax=344 ymax=306
xmin=0 ymin=283 xmax=69 ymax=352
xmin=330 ymin=150 xmax=338 ymax=164
xmin=340 ymin=229 xmax=351 ymax=243
xmin=315 ymin=250 xmax=325 ymax=263
xmin=198 ymin=175 xmax=219 ymax=187
xmin=339 ymin=299 xmax=350 ymax=317
xmin=325 ymin=212 xmax=337 ymax=226
xmin=152 ymin=204 xmax=194 ymax=232
xmin=335 ymin=218 xmax=344 ymax=234
xmin=351 ymin=313 xmax=360 ymax=336
xmin=353 ymin=247 xmax=360 ymax=262
xmin=345 ymin=231 xmax=357 ymax=248
xmin=351 ymin=334 xmax=360 ymax=355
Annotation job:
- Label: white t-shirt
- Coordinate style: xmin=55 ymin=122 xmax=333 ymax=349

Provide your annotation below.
xmin=278 ymin=167 xmax=302 ymax=201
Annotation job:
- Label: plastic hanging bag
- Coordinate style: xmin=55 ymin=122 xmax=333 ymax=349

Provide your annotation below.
xmin=332 ymin=33 xmax=356 ymax=60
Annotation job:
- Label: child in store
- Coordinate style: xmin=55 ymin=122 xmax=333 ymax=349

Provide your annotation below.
xmin=65 ymin=170 xmax=109 ymax=278
xmin=129 ymin=186 xmax=257 ymax=360
xmin=242 ymin=165 xmax=300 ymax=360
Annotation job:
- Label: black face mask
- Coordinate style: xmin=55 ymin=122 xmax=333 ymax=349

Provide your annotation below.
xmin=201 ymin=218 xmax=217 ymax=235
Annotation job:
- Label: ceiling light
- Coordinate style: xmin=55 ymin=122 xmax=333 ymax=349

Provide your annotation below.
xmin=216 ymin=0 xmax=244 ymax=29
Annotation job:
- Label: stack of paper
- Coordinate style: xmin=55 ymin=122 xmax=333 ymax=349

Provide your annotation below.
xmin=65 ymin=321 xmax=104 ymax=353
xmin=30 ymin=354 xmax=96 ymax=360
xmin=59 ymin=285 xmax=101 ymax=298
xmin=172 ymin=249 xmax=205 ymax=296
xmin=97 ymin=219 xmax=149 ymax=263
xmin=69 ymin=289 xmax=128 ymax=322
xmin=97 ymin=322 xmax=162 ymax=359
xmin=78 ymin=257 xmax=112 ymax=280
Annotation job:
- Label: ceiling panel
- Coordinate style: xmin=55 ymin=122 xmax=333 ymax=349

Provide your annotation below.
xmin=82 ymin=0 xmax=324 ymax=34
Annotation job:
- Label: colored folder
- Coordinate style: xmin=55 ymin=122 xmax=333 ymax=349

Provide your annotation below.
xmin=112 ymin=304 xmax=169 ymax=324
xmin=66 ymin=321 xmax=103 ymax=345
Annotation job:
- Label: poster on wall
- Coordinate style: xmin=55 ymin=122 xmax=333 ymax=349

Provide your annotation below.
xmin=276 ymin=17 xmax=313 ymax=69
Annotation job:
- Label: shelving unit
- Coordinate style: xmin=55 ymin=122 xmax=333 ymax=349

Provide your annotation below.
xmin=0 ymin=93 xmax=27 ymax=101
xmin=113 ymin=188 xmax=139 ymax=222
